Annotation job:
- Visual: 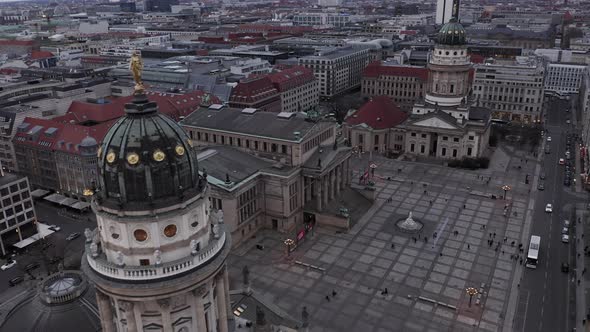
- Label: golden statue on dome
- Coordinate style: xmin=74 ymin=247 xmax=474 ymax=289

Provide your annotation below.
xmin=129 ymin=51 xmax=144 ymax=94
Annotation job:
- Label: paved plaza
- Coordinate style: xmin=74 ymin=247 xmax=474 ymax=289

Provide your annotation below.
xmin=228 ymin=147 xmax=540 ymax=332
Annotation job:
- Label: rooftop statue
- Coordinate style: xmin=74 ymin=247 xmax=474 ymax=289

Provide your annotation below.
xmin=129 ymin=51 xmax=144 ymax=94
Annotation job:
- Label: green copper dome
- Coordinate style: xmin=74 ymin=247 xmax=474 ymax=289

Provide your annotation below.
xmin=438 ymin=18 xmax=467 ymax=46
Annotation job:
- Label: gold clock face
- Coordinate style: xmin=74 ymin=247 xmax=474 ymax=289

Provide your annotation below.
xmin=97 ymin=146 xmax=102 ymax=158
xmin=153 ymin=149 xmax=166 ymax=162
xmin=106 ymin=151 xmax=116 ymax=163
xmin=127 ymin=152 xmax=140 ymax=165
xmin=175 ymin=145 xmax=185 ymax=156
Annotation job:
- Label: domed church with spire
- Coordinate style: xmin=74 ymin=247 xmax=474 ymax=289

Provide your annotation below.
xmin=82 ymin=53 xmax=233 ymax=332
xmin=400 ymin=16 xmax=492 ymax=160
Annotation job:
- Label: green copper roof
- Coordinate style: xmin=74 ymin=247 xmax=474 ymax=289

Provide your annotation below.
xmin=438 ymin=18 xmax=467 ymax=46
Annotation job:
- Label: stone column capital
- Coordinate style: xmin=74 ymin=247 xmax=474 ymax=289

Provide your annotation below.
xmin=157 ymin=298 xmax=171 ymax=310
xmin=119 ymin=300 xmax=134 ymax=312
xmin=193 ymin=285 xmax=208 ymax=297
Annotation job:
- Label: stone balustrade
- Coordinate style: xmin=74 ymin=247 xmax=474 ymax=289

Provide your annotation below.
xmin=86 ymin=231 xmax=226 ymax=281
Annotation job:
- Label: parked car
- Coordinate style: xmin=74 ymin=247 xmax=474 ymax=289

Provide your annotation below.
xmin=547 ymin=136 xmax=552 ymax=142
xmin=545 ymin=204 xmax=553 ymax=213
xmin=566 ymin=119 xmax=571 ymax=124
xmin=562 ymin=262 xmax=570 ymax=273
xmin=538 ymin=182 xmax=545 ymax=190
xmin=8 ymin=276 xmax=24 ymax=287
xmin=562 ymin=227 xmax=569 ymax=234
xmin=564 ymin=178 xmax=571 ymax=186
xmin=66 ymin=233 xmax=80 ymax=241
xmin=540 ymin=173 xmax=546 ymax=180
xmin=562 ymin=234 xmax=570 ymax=243
xmin=564 ymin=220 xmax=571 ymax=227
xmin=49 ymin=225 xmax=61 ymax=231
xmin=1 ymin=260 xmax=16 ymax=271
xmin=559 ymin=158 xmax=565 ymax=165
xmin=24 ymin=262 xmax=39 ymax=271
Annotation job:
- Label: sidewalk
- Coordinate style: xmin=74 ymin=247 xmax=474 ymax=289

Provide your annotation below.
xmin=577 ymin=207 xmax=589 ymax=332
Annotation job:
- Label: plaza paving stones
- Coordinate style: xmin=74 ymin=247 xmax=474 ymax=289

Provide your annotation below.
xmin=228 ymin=151 xmax=537 ymax=331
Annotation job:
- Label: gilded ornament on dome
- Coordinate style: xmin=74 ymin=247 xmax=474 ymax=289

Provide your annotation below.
xmin=127 ymin=152 xmax=140 ymax=165
xmin=187 ymin=139 xmax=193 ymax=148
xmin=153 ymin=149 xmax=166 ymax=162
xmin=175 ymin=145 xmax=185 ymax=156
xmin=129 ymin=51 xmax=144 ymax=95
xmin=106 ymin=151 xmax=116 ymax=163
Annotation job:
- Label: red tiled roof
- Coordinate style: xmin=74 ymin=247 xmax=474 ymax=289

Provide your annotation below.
xmin=363 ymin=61 xmax=429 ymax=81
xmin=230 ymin=77 xmax=279 ymax=103
xmin=31 ymin=50 xmax=55 ymax=60
xmin=55 ymin=90 xmax=220 ymax=125
xmin=267 ymin=66 xmax=316 ymax=92
xmin=346 ymin=96 xmax=408 ymax=130
xmin=470 ymin=54 xmax=485 ymax=64
xmin=14 ymin=91 xmax=219 ymax=155
xmin=12 ymin=117 xmax=112 ymax=155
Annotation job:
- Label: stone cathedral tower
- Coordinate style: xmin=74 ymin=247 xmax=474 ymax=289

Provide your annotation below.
xmin=82 ymin=86 xmax=232 ymax=332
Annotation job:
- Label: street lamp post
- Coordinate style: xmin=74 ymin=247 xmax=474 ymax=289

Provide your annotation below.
xmin=466 ymin=287 xmax=478 ymax=307
xmin=502 ymin=185 xmax=512 ymax=200
xmin=284 ymin=239 xmax=294 ymax=257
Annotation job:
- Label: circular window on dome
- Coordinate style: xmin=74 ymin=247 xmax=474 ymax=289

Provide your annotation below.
xmin=127 ymin=152 xmax=140 ymax=165
xmin=164 ymin=224 xmax=177 ymax=237
xmin=445 ymin=51 xmax=450 ymax=55
xmin=175 ymin=145 xmax=185 ymax=156
xmin=153 ymin=149 xmax=166 ymax=162
xmin=106 ymin=150 xmax=116 ymax=164
xmin=453 ymin=51 xmax=457 ymax=55
xmin=191 ymin=221 xmax=199 ymax=228
xmin=134 ymin=229 xmax=148 ymax=242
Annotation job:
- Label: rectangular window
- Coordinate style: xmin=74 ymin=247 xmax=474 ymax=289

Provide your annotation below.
xmin=410 ymin=144 xmax=415 ymax=152
xmin=281 ymin=145 xmax=287 ymax=154
xmin=140 ymin=259 xmax=150 ymax=266
xmin=442 ymin=148 xmax=446 ymax=156
xmin=420 ymin=145 xmax=425 ymax=153
xmin=213 ymin=134 xmax=217 ymax=143
xmin=468 ymin=136 xmax=474 ymax=140
xmin=453 ymin=138 xmax=460 ymax=142
xmin=411 ymin=133 xmax=416 ymax=137
xmin=453 ymin=149 xmax=458 ymax=157
xmin=467 ymin=147 xmax=473 ymax=156
xmin=421 ymin=134 xmax=427 ymax=138
xmin=442 ymin=136 xmax=448 ymax=141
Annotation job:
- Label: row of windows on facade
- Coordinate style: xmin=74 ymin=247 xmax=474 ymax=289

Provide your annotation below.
xmin=191 ymin=131 xmax=289 ymax=154
xmin=410 ymin=132 xmax=475 ymax=141
xmin=484 ymin=102 xmax=541 ymax=112
xmin=473 ymin=85 xmax=542 ymax=95
xmin=0 ymin=210 xmax=35 ymax=231
xmin=1 ymin=200 xmax=33 ymax=219
xmin=302 ymin=128 xmax=335 ymax=154
xmin=409 ymin=143 xmax=473 ymax=157
xmin=475 ymin=79 xmax=543 ymax=87
xmin=363 ymin=89 xmax=422 ymax=98
xmin=478 ymin=94 xmax=542 ymax=104
xmin=363 ymin=81 xmax=423 ymax=89
xmin=0 ymin=180 xmax=28 ymax=197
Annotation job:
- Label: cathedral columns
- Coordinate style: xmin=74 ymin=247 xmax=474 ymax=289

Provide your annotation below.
xmin=316 ymin=178 xmax=322 ymax=212
xmin=223 ymin=267 xmax=233 ymax=322
xmin=96 ymin=291 xmax=115 ymax=332
xmin=191 ymin=287 xmax=208 ymax=332
xmin=216 ymin=273 xmax=229 ymax=332
xmin=157 ymin=299 xmax=173 ymax=332
xmin=120 ymin=301 xmax=138 ymax=332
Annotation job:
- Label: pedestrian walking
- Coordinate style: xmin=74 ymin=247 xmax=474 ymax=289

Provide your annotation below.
xmin=483 ymin=225 xmax=486 ymax=230
xmin=493 ymin=232 xmax=496 ymax=238
xmin=467 ymin=244 xmax=470 ymax=250
xmin=391 ymin=243 xmax=395 ymax=249
xmin=332 ymin=290 xmax=337 ymax=297
xmin=463 ymin=204 xmax=466 ymax=209
xmin=440 ymin=253 xmax=443 ymax=257
xmin=326 ymin=295 xmax=330 ymax=302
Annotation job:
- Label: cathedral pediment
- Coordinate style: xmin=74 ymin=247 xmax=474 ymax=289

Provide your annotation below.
xmin=411 ymin=116 xmax=459 ymax=130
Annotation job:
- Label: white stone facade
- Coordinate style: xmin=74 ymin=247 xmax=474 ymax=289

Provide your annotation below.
xmin=544 ymin=63 xmax=588 ymax=95
xmin=472 ymin=57 xmax=545 ymax=123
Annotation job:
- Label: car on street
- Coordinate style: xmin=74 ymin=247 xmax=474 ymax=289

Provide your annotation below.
xmin=538 ymin=182 xmax=545 ymax=190
xmin=24 ymin=262 xmax=39 ymax=271
xmin=66 ymin=232 xmax=80 ymax=241
xmin=545 ymin=204 xmax=553 ymax=213
xmin=8 ymin=276 xmax=24 ymax=287
xmin=48 ymin=225 xmax=61 ymax=231
xmin=562 ymin=262 xmax=570 ymax=273
xmin=566 ymin=119 xmax=571 ymax=124
xmin=564 ymin=178 xmax=571 ymax=186
xmin=562 ymin=227 xmax=569 ymax=234
xmin=540 ymin=173 xmax=546 ymax=180
xmin=559 ymin=158 xmax=565 ymax=165
xmin=547 ymin=136 xmax=552 ymax=142
xmin=562 ymin=234 xmax=570 ymax=243
xmin=1 ymin=260 xmax=16 ymax=270
xmin=564 ymin=220 xmax=571 ymax=227
xmin=545 ymin=147 xmax=551 ymax=154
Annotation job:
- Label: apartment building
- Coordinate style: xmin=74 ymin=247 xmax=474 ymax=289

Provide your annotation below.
xmin=361 ymin=61 xmax=428 ymax=111
xmin=267 ymin=66 xmax=319 ymax=113
xmin=472 ymin=56 xmax=545 ymax=123
xmin=545 ymin=63 xmax=588 ymax=95
xmin=298 ymin=46 xmax=370 ymax=99
xmin=292 ymin=12 xmax=351 ymax=27
xmin=0 ymin=169 xmax=37 ymax=256
xmin=228 ymin=77 xmax=282 ymax=112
